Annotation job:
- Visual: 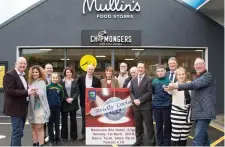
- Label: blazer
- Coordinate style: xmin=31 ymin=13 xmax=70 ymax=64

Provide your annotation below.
xmin=178 ymin=71 xmax=216 ymax=120
xmin=123 ymin=76 xmax=132 ymax=88
xmin=61 ymin=79 xmax=80 ymax=112
xmin=100 ymin=78 xmax=119 ymax=88
xmin=130 ymin=75 xmax=153 ymax=111
xmin=166 ymin=71 xmax=177 ymax=83
xmin=78 ymin=75 xmax=101 ymax=107
xmin=3 ymin=69 xmax=28 ymax=117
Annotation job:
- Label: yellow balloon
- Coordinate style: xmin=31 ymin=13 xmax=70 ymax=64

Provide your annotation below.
xmin=80 ymin=55 xmax=97 ymax=71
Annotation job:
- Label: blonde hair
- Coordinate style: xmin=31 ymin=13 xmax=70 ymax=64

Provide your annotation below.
xmin=175 ymin=67 xmax=186 ymax=74
xmin=28 ymin=65 xmax=46 ymax=85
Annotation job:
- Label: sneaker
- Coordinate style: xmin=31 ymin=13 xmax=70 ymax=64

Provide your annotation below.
xmin=78 ymin=136 xmax=85 ymax=141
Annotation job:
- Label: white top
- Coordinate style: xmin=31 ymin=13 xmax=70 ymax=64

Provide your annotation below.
xmin=15 ymin=68 xmax=28 ymax=101
xmin=85 ymin=75 xmax=93 ymax=88
xmin=117 ymin=73 xmax=129 ymax=88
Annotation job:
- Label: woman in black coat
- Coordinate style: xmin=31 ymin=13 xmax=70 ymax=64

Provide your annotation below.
xmin=60 ymin=67 xmax=80 ymax=142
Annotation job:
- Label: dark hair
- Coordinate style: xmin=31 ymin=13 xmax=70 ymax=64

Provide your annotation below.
xmin=137 ymin=61 xmax=147 ymax=69
xmin=63 ymin=67 xmax=74 ymax=76
xmin=156 ymin=64 xmax=165 ymax=70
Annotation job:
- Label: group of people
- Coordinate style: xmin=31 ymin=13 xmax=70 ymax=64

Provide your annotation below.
xmin=3 ymin=56 xmax=216 ymax=146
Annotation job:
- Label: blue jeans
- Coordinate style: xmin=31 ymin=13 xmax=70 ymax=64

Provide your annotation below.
xmin=11 ymin=116 xmax=26 ymax=146
xmin=193 ymin=119 xmax=211 ymax=146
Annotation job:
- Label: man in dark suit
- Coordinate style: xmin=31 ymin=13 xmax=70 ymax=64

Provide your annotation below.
xmin=3 ymin=57 xmax=37 ymax=146
xmin=78 ymin=64 xmax=101 ymax=141
xmin=165 ymin=57 xmax=178 ymax=83
xmin=130 ymin=61 xmax=156 ymax=146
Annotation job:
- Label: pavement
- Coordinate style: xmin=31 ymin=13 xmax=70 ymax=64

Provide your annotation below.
xmin=0 ymin=112 xmax=224 ymax=146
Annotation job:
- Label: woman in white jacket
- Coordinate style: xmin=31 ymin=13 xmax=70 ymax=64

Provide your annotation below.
xmin=165 ymin=67 xmax=192 ymax=146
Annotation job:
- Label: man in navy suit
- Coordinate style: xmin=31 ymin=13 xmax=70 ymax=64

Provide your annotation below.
xmin=165 ymin=57 xmax=178 ymax=83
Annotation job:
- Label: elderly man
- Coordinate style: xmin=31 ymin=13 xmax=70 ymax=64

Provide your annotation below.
xmin=117 ymin=62 xmax=129 ymax=88
xmin=78 ymin=64 xmax=101 ymax=141
xmin=3 ymin=57 xmax=37 ymax=146
xmin=166 ymin=57 xmax=178 ymax=83
xmin=166 ymin=58 xmax=216 ymax=146
xmin=123 ymin=66 xmax=138 ymax=88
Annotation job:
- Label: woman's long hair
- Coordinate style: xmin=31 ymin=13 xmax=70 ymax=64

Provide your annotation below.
xmin=28 ymin=65 xmax=46 ymax=85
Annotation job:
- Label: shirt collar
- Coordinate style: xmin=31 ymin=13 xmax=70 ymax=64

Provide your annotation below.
xmin=15 ymin=68 xmax=25 ymax=76
xmin=170 ymin=71 xmax=175 ymax=74
xmin=138 ymin=74 xmax=145 ymax=78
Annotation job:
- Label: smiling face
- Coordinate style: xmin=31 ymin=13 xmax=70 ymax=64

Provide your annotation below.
xmin=194 ymin=58 xmax=206 ymax=74
xmin=137 ymin=63 xmax=146 ymax=76
xmin=32 ymin=68 xmax=40 ymax=80
xmin=66 ymin=69 xmax=73 ymax=78
xmin=120 ymin=63 xmax=127 ymax=73
xmin=176 ymin=69 xmax=186 ymax=83
xmin=51 ymin=73 xmax=59 ymax=84
xmin=15 ymin=57 xmax=27 ymax=73
xmin=86 ymin=64 xmax=95 ymax=76
xmin=156 ymin=68 xmax=166 ymax=78
xmin=168 ymin=59 xmax=178 ymax=71
xmin=45 ymin=64 xmax=53 ymax=76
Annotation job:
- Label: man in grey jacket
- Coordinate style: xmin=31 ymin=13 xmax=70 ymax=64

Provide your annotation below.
xmin=166 ymin=58 xmax=216 ymax=146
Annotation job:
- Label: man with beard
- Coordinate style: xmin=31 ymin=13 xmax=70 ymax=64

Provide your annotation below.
xmin=117 ymin=62 xmax=129 ymax=88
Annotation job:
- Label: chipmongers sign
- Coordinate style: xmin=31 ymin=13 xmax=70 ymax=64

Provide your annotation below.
xmin=82 ymin=0 xmax=141 ymax=19
xmin=90 ymin=30 xmax=132 ymax=44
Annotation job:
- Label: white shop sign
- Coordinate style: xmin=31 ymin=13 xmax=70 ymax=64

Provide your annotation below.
xmin=82 ymin=0 xmax=141 ymax=19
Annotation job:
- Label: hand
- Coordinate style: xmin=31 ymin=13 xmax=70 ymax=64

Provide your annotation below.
xmin=133 ymin=99 xmax=141 ymax=106
xmin=28 ymin=88 xmax=37 ymax=96
xmin=66 ymin=98 xmax=73 ymax=104
xmin=168 ymin=83 xmax=178 ymax=90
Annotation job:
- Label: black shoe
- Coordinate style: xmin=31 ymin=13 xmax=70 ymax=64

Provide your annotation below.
xmin=48 ymin=142 xmax=54 ymax=146
xmin=56 ymin=140 xmax=62 ymax=146
xmin=132 ymin=141 xmax=143 ymax=146
xmin=78 ymin=136 xmax=85 ymax=141
xmin=71 ymin=138 xmax=77 ymax=141
xmin=61 ymin=138 xmax=68 ymax=142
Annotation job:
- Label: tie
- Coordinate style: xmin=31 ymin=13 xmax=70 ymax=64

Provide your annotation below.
xmin=169 ymin=72 xmax=174 ymax=82
xmin=138 ymin=77 xmax=142 ymax=86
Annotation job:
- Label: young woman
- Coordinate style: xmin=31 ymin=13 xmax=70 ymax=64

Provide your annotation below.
xmin=100 ymin=66 xmax=119 ymax=88
xmin=27 ymin=65 xmax=50 ymax=146
xmin=61 ymin=67 xmax=80 ymax=142
xmin=166 ymin=67 xmax=192 ymax=146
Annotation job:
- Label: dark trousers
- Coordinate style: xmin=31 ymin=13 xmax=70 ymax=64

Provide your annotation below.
xmin=10 ymin=116 xmax=26 ymax=146
xmin=193 ymin=119 xmax=211 ymax=146
xmin=61 ymin=111 xmax=78 ymax=140
xmin=134 ymin=109 xmax=156 ymax=146
xmin=171 ymin=140 xmax=187 ymax=146
xmin=153 ymin=108 xmax=171 ymax=146
xmin=48 ymin=107 xmax=60 ymax=142
xmin=81 ymin=106 xmax=85 ymax=137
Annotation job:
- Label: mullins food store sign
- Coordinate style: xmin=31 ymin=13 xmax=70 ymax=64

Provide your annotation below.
xmin=81 ymin=30 xmax=141 ymax=46
xmin=82 ymin=0 xmax=141 ymax=19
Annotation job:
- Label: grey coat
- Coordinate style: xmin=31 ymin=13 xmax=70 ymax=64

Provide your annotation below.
xmin=178 ymin=71 xmax=216 ymax=120
xmin=130 ymin=75 xmax=152 ymax=111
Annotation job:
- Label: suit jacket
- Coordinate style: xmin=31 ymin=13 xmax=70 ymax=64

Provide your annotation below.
xmin=3 ymin=69 xmax=28 ymax=117
xmin=166 ymin=71 xmax=177 ymax=83
xmin=61 ymin=79 xmax=80 ymax=112
xmin=123 ymin=76 xmax=132 ymax=88
xmin=100 ymin=78 xmax=119 ymax=88
xmin=78 ymin=75 xmax=101 ymax=107
xmin=130 ymin=75 xmax=153 ymax=111
xmin=178 ymin=71 xmax=216 ymax=120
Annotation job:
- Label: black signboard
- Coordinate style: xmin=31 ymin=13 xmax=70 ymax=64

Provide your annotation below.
xmin=81 ymin=30 xmax=141 ymax=46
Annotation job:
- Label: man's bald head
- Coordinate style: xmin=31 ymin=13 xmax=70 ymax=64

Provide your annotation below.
xmin=194 ymin=58 xmax=206 ymax=74
xmin=130 ymin=66 xmax=138 ymax=78
xmin=15 ymin=57 xmax=27 ymax=73
xmin=86 ymin=64 xmax=95 ymax=76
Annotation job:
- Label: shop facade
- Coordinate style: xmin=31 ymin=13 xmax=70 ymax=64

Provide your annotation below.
xmin=0 ymin=0 xmax=224 ymax=113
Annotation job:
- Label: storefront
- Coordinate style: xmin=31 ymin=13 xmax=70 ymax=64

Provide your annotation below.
xmin=0 ymin=0 xmax=223 ymax=113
